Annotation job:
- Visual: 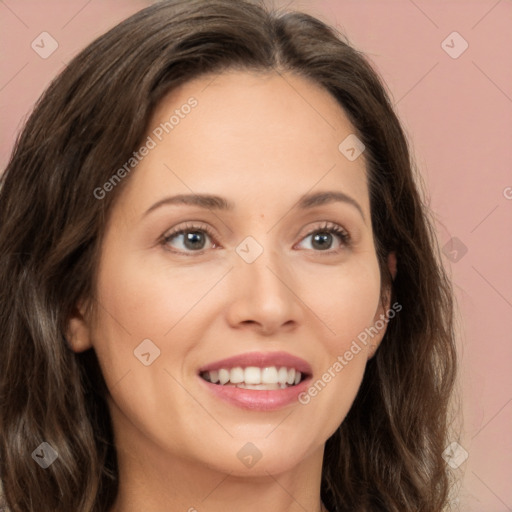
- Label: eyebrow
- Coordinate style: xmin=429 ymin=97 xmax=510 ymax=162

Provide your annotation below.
xmin=143 ymin=190 xmax=365 ymax=221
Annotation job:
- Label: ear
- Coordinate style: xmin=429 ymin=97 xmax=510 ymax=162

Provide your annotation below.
xmin=65 ymin=299 xmax=93 ymax=353
xmin=367 ymin=251 xmax=397 ymax=359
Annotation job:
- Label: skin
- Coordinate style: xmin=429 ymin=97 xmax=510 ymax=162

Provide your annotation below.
xmin=67 ymin=70 xmax=396 ymax=512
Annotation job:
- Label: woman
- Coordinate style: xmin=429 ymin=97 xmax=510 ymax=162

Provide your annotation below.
xmin=0 ymin=1 xmax=457 ymax=510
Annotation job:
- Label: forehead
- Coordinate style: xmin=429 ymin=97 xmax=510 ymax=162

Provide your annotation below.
xmin=117 ymin=70 xmax=370 ymax=218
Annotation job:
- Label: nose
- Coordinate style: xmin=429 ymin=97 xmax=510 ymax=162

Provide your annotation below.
xmin=224 ymin=243 xmax=301 ymax=336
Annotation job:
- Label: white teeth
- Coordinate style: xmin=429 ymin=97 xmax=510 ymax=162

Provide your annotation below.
xmin=277 ymin=366 xmax=288 ymax=384
xmin=230 ymin=367 xmax=244 ymax=384
xmin=218 ymin=368 xmax=230 ymax=385
xmin=237 ymin=383 xmax=281 ymax=390
xmin=261 ymin=366 xmax=279 ymax=384
xmin=201 ymin=366 xmax=304 ymax=387
xmin=244 ymin=366 xmax=261 ymax=384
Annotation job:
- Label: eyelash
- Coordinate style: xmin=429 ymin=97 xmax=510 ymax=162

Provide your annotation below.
xmin=161 ymin=221 xmax=351 ymax=256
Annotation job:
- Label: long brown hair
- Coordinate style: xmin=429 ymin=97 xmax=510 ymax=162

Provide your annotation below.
xmin=0 ymin=1 xmax=457 ymax=510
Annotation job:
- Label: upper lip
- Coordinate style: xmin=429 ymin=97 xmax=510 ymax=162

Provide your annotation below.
xmin=198 ymin=351 xmax=312 ymax=376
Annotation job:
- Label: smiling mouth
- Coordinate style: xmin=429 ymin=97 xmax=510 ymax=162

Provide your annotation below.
xmin=199 ymin=366 xmax=307 ymax=390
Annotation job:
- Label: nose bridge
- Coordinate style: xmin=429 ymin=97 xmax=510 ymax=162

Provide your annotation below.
xmin=228 ymin=230 xmax=300 ymax=331
xmin=236 ymin=231 xmax=288 ymax=294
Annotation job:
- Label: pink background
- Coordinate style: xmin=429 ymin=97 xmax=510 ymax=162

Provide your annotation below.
xmin=1 ymin=1 xmax=511 ymax=510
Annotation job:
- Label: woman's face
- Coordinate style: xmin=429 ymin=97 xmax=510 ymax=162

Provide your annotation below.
xmin=70 ymin=70 xmax=393 ymax=477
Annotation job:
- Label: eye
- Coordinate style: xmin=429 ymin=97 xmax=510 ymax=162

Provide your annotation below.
xmin=162 ymin=222 xmax=217 ymax=255
xmin=161 ymin=221 xmax=351 ymax=256
xmin=296 ymin=222 xmax=351 ymax=253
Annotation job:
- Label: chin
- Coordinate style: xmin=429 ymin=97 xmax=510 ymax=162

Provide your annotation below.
xmin=193 ymin=436 xmax=321 ymax=477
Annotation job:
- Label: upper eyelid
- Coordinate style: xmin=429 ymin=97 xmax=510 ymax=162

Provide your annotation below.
xmin=163 ymin=221 xmax=347 ymax=238
xmin=163 ymin=222 xmax=215 ymax=239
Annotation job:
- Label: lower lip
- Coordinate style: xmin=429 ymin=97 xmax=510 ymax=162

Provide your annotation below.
xmin=198 ymin=376 xmax=311 ymax=411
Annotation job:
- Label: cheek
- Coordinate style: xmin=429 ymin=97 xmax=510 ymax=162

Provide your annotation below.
xmin=93 ymin=249 xmax=212 ymax=339
xmin=295 ymin=259 xmax=381 ymax=436
xmin=89 ymin=252 xmax=206 ymax=444
xmin=89 ymin=247 xmax=228 ymax=394
xmin=305 ymin=256 xmax=382 ymax=351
